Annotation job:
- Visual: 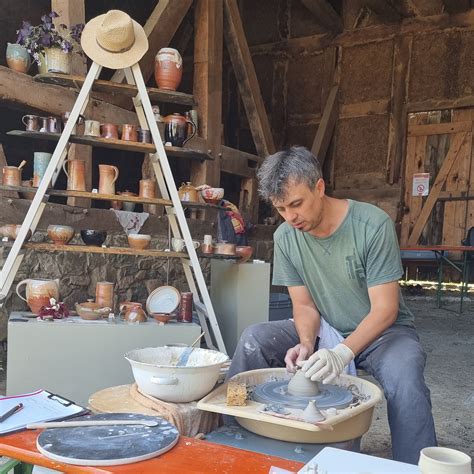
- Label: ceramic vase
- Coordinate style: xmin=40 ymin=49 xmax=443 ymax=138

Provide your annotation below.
xmin=154 ymin=48 xmax=183 ymax=91
xmin=62 ymin=159 xmax=86 ymax=192
xmin=38 ymin=52 xmax=48 ymax=74
xmin=44 ymin=47 xmax=71 ymax=74
xmin=32 ymin=152 xmax=53 ymax=187
xmin=6 ymin=43 xmax=31 ymax=73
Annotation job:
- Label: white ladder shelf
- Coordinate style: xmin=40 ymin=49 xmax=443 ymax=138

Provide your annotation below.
xmin=0 ymin=61 xmax=227 ymax=354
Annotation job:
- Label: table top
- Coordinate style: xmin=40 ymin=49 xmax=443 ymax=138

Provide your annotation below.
xmin=400 ymin=245 xmax=474 ymax=252
xmin=0 ymin=430 xmax=304 ymax=473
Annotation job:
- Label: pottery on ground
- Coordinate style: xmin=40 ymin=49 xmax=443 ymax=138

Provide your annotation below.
xmin=6 ymin=43 xmax=31 ymax=73
xmin=128 ymin=234 xmax=151 ymax=250
xmin=154 ymin=48 xmax=183 ymax=91
xmin=236 ymin=246 xmax=253 ymax=263
xmin=80 ymin=230 xmax=107 ymax=247
xmin=47 ymin=225 xmax=74 ymax=245
xmin=287 ymin=369 xmax=320 ymax=397
xmin=16 ymin=278 xmax=60 ymax=314
xmin=75 ymin=301 xmax=111 ymax=320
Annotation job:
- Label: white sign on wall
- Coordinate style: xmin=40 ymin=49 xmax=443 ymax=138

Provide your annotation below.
xmin=412 ymin=173 xmax=430 ymax=197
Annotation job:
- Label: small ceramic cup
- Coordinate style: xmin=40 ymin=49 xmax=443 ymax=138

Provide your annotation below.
xmin=419 ymin=447 xmax=471 ymax=474
xmin=84 ymin=120 xmax=101 ymax=137
xmin=172 ymin=238 xmax=199 ymax=252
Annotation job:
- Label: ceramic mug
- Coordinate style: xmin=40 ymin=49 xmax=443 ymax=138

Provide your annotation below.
xmin=121 ymin=124 xmax=138 ymax=142
xmin=101 ymin=123 xmax=119 ymax=140
xmin=2 ymin=166 xmax=21 ymax=187
xmin=419 ymin=447 xmax=471 ymax=473
xmin=22 ymin=114 xmax=41 ymax=132
xmin=171 ymin=238 xmax=200 ymax=252
xmin=84 ymin=120 xmax=101 ymax=137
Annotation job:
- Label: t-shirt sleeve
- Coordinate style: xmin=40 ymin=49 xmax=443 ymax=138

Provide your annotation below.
xmin=366 ymin=217 xmax=403 ymax=287
xmin=272 ymin=239 xmax=304 ymax=287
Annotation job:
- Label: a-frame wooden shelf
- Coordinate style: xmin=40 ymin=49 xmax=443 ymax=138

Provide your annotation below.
xmin=34 ymin=73 xmax=196 ymax=106
xmin=7 ymin=131 xmax=212 ymax=162
xmin=0 ymin=185 xmax=227 ymax=211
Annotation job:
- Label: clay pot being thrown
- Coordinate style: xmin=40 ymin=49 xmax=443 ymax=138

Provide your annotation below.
xmin=16 ymin=278 xmax=60 ymax=314
xmin=47 ymin=225 xmax=75 ymax=245
xmin=154 ymin=48 xmax=183 ymax=91
xmin=287 ymin=369 xmax=320 ymax=397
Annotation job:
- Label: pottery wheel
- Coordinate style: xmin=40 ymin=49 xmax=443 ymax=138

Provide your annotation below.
xmin=37 ymin=413 xmax=179 ymax=466
xmin=252 ymin=380 xmax=353 ymax=410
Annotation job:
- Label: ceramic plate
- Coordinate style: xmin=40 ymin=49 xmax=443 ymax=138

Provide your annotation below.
xmin=146 ymin=286 xmax=181 ymax=315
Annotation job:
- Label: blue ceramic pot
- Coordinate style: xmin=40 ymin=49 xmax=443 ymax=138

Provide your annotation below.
xmin=6 ymin=43 xmax=31 ymax=73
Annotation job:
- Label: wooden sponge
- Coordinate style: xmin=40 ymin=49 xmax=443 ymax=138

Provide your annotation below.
xmin=226 ymin=381 xmax=247 ymax=406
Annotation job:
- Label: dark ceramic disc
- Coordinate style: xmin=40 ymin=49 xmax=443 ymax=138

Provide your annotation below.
xmin=37 ymin=413 xmax=179 ymax=466
xmin=252 ymin=381 xmax=353 ymax=409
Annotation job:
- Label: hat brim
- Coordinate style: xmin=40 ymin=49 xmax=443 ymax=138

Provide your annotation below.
xmin=81 ymin=14 xmax=148 ymax=70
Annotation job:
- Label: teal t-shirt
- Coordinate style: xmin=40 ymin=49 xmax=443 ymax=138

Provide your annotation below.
xmin=272 ymin=200 xmax=414 ymax=336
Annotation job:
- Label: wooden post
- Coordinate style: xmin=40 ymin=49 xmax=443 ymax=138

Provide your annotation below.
xmin=52 ymin=0 xmax=91 ymax=208
xmin=190 ymin=0 xmax=223 ymax=196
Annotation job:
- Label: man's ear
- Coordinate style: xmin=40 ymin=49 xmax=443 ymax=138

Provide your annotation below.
xmin=316 ymin=178 xmax=325 ymax=196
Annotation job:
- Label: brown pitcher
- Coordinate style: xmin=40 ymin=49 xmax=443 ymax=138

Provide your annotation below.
xmin=16 ymin=278 xmax=60 ymax=314
xmin=62 ymin=159 xmax=86 ymax=191
xmin=163 ymin=113 xmax=196 ymax=147
xmin=2 ymin=166 xmax=21 ymax=186
xmin=98 ymin=164 xmax=119 ymax=195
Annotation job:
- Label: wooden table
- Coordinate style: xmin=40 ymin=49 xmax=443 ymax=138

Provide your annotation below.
xmin=400 ymin=245 xmax=474 ymax=312
xmin=0 ymin=430 xmax=304 ymax=473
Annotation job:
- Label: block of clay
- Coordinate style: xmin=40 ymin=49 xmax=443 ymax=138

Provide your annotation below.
xmin=227 ymin=381 xmax=247 ymax=406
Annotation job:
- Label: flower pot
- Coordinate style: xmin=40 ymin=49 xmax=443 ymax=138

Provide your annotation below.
xmin=6 ymin=43 xmax=31 ymax=73
xmin=44 ymin=47 xmax=71 ymax=74
xmin=37 ymin=52 xmax=48 ymax=74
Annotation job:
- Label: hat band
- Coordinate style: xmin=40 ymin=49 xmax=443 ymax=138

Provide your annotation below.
xmin=97 ymin=37 xmax=134 ymax=54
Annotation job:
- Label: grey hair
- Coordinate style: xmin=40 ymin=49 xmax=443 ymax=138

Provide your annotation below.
xmin=257 ymin=146 xmax=323 ymax=202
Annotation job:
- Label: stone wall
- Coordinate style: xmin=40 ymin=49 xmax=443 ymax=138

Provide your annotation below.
xmin=0 ymin=223 xmax=276 ymax=341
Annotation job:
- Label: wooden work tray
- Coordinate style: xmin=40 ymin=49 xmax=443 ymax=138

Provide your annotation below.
xmin=197 ymin=368 xmax=383 ymax=444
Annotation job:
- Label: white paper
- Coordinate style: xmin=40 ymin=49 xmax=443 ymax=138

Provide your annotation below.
xmin=0 ymin=389 xmax=86 ymax=434
xmin=412 ymin=173 xmax=430 ymax=196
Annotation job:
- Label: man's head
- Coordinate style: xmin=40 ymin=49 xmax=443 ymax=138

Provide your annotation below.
xmin=257 ymin=146 xmax=326 ymax=233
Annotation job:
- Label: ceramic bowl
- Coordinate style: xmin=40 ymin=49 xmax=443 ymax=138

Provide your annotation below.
xmin=75 ymin=301 xmax=111 ymax=320
xmin=128 ymin=234 xmax=151 ymax=250
xmin=235 ymin=245 xmax=253 ymax=263
xmin=146 ymin=286 xmax=181 ymax=315
xmin=215 ymin=242 xmax=236 ymax=256
xmin=47 ymin=225 xmax=74 ymax=245
xmin=151 ymin=312 xmax=176 ymax=324
xmin=200 ymin=187 xmax=224 ymax=204
xmin=80 ymin=230 xmax=107 ymax=247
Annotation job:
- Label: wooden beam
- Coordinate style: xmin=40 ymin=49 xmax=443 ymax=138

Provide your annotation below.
xmin=386 ymin=35 xmax=412 ymax=184
xmin=408 ymin=95 xmax=474 ymax=112
xmin=408 ymin=121 xmax=472 ymax=136
xmin=0 ymin=66 xmax=137 ymax=124
xmin=221 ymin=145 xmax=258 ymax=178
xmin=111 ymin=0 xmax=193 ymax=84
xmin=52 ymin=1 xmax=91 ymax=208
xmin=224 ymin=0 xmax=275 ymax=157
xmin=311 ymin=85 xmax=338 ymax=165
xmin=340 ymin=99 xmax=390 ymax=118
xmin=402 ymin=0 xmax=445 ymax=16
xmin=300 ymin=0 xmax=343 ymax=33
xmin=407 ymin=132 xmax=468 ymax=244
xmin=190 ymin=0 xmax=223 ymax=191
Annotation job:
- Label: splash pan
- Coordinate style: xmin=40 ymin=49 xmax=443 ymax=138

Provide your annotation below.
xmin=197 ymin=368 xmax=383 ymax=443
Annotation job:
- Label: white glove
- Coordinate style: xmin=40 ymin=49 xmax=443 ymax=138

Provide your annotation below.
xmin=299 ymin=343 xmax=355 ymax=384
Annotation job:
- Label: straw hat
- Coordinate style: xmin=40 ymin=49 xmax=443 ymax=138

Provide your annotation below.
xmin=81 ymin=10 xmax=148 ymax=69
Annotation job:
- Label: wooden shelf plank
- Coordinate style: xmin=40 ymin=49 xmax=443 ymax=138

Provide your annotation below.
xmin=0 ymin=185 xmax=227 ymax=210
xmin=7 ymin=131 xmax=212 ymax=162
xmin=21 ymin=243 xmax=188 ymax=258
xmin=34 ymin=73 xmax=196 ymax=106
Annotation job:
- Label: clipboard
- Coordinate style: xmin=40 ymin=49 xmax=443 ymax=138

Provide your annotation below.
xmin=0 ymin=389 xmax=89 ymax=435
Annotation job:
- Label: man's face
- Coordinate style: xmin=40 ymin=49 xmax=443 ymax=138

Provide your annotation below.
xmin=271 ymin=179 xmax=325 ymax=233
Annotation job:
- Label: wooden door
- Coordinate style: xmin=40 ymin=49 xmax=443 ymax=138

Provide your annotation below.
xmin=401 ymin=110 xmax=473 ymax=254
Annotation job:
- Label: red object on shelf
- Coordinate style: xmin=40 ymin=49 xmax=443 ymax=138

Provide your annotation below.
xmin=178 ymin=292 xmax=193 ymax=322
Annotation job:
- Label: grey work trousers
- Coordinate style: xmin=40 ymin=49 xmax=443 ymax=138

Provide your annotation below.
xmin=227 ymin=320 xmax=437 ymax=465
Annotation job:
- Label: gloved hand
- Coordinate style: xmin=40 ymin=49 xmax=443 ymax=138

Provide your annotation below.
xmin=298 ymin=343 xmax=355 ymax=384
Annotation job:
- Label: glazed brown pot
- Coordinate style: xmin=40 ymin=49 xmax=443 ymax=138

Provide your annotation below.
xmin=120 ymin=302 xmax=147 ymax=323
xmin=163 ymin=114 xmax=196 ymax=147
xmin=121 ymin=124 xmax=138 ymax=142
xmin=2 ymin=166 xmax=21 ymax=187
xmin=47 ymin=225 xmax=74 ymax=245
xmin=101 ymin=123 xmax=119 ymax=139
xmin=128 ymin=234 xmax=151 ymax=250
xmin=154 ymin=48 xmax=183 ymax=91
xmin=178 ymin=182 xmax=199 ymax=202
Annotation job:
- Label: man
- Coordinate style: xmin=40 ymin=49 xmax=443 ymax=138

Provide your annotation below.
xmin=228 ymin=146 xmax=437 ymax=464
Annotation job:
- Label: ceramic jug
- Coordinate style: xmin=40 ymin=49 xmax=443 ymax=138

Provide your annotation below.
xmin=33 ymin=152 xmax=53 ymax=187
xmin=164 ymin=113 xmax=196 ymax=147
xmin=119 ymin=302 xmax=147 ymax=323
xmin=178 ymin=182 xmax=199 ymax=202
xmin=154 ymin=48 xmax=183 ymax=91
xmin=62 ymin=159 xmax=86 ymax=191
xmin=6 ymin=43 xmax=31 ymax=73
xmin=98 ymin=165 xmax=119 ymax=195
xmin=16 ymin=278 xmax=60 ymax=314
